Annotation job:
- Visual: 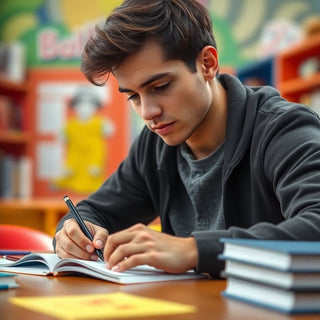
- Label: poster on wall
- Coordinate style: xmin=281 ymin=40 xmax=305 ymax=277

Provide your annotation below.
xmin=28 ymin=68 xmax=129 ymax=198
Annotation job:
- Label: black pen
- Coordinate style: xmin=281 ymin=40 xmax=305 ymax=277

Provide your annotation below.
xmin=63 ymin=195 xmax=104 ymax=262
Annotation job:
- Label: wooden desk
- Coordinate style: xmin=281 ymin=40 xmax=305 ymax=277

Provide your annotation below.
xmin=0 ymin=275 xmax=318 ymax=320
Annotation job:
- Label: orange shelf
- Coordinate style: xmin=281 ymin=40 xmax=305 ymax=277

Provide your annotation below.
xmin=279 ymin=73 xmax=320 ymax=96
xmin=279 ymin=34 xmax=320 ymax=60
xmin=0 ymin=131 xmax=31 ymax=144
xmin=0 ymin=197 xmax=67 ymax=211
xmin=276 ymin=35 xmax=320 ymax=103
xmin=0 ymin=77 xmax=28 ymax=94
xmin=0 ymin=197 xmax=161 ymax=236
xmin=0 ymin=197 xmax=82 ymax=235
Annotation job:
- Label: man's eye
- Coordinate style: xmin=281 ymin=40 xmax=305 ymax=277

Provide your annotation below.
xmin=127 ymin=93 xmax=139 ymax=101
xmin=154 ymin=82 xmax=171 ymax=91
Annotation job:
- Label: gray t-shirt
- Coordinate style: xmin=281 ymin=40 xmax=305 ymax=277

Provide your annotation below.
xmin=171 ymin=142 xmax=225 ymax=236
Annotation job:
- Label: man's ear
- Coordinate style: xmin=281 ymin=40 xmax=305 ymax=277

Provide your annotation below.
xmin=198 ymin=46 xmax=219 ymax=80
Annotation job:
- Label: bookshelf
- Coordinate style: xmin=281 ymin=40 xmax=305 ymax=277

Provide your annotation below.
xmin=0 ymin=78 xmax=30 ymax=151
xmin=276 ymin=34 xmax=320 ymax=107
xmin=0 ymin=76 xmax=33 ymax=200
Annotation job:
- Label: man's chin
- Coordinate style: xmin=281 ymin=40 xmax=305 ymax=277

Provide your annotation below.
xmin=158 ymin=135 xmax=183 ymax=147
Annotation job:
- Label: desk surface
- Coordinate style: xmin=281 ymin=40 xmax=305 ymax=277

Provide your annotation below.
xmin=0 ymin=274 xmax=318 ymax=320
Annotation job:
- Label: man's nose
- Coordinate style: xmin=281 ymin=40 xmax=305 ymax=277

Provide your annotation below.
xmin=140 ymin=97 xmax=162 ymax=121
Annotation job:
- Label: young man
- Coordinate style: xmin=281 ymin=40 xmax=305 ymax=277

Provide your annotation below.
xmin=54 ymin=0 xmax=320 ymax=277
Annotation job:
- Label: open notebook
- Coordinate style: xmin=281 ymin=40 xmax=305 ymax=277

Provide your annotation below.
xmin=0 ymin=253 xmax=206 ymax=284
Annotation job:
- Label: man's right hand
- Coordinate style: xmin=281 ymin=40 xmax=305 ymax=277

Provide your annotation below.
xmin=54 ymin=219 xmax=108 ymax=261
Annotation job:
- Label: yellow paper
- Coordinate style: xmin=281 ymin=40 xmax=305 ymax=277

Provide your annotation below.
xmin=10 ymin=292 xmax=196 ymax=319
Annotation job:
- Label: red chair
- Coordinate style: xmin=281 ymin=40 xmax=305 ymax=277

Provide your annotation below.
xmin=0 ymin=224 xmax=53 ymax=251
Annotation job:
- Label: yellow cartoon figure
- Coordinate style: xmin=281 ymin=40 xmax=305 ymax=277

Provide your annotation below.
xmin=55 ymin=87 xmax=115 ymax=194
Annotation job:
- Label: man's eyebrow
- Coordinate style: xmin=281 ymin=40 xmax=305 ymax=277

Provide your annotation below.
xmin=118 ymin=72 xmax=171 ymax=93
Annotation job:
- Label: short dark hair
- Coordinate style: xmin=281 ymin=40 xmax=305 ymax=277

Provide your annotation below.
xmin=81 ymin=0 xmax=217 ymax=86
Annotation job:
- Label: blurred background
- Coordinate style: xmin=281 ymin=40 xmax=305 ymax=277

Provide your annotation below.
xmin=0 ymin=0 xmax=319 ymax=234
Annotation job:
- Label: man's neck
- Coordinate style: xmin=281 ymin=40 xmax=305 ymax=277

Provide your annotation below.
xmin=186 ymin=79 xmax=227 ymax=160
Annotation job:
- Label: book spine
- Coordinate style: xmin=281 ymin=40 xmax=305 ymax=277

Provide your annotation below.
xmin=0 ymin=155 xmax=16 ymax=198
xmin=17 ymin=156 xmax=32 ymax=199
xmin=0 ymin=155 xmax=33 ymax=199
xmin=8 ymin=42 xmax=25 ymax=83
xmin=0 ymin=42 xmax=25 ymax=83
xmin=0 ymin=95 xmax=22 ymax=132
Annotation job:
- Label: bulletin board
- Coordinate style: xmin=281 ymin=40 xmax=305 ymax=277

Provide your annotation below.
xmin=27 ymin=67 xmax=129 ymax=198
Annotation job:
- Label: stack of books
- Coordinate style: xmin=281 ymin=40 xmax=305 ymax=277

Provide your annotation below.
xmin=219 ymin=238 xmax=320 ymax=314
xmin=0 ymin=272 xmax=19 ymax=290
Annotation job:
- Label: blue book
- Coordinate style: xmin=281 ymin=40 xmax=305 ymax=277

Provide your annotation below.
xmin=219 ymin=238 xmax=320 ymax=272
xmin=221 ymin=259 xmax=320 ymax=291
xmin=0 ymin=272 xmax=19 ymax=290
xmin=222 ymin=276 xmax=320 ymax=314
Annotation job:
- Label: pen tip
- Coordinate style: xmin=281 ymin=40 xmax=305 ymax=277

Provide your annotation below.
xmin=63 ymin=195 xmax=69 ymax=201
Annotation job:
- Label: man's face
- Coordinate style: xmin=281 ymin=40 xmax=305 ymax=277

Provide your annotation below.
xmin=113 ymin=41 xmax=213 ymax=146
